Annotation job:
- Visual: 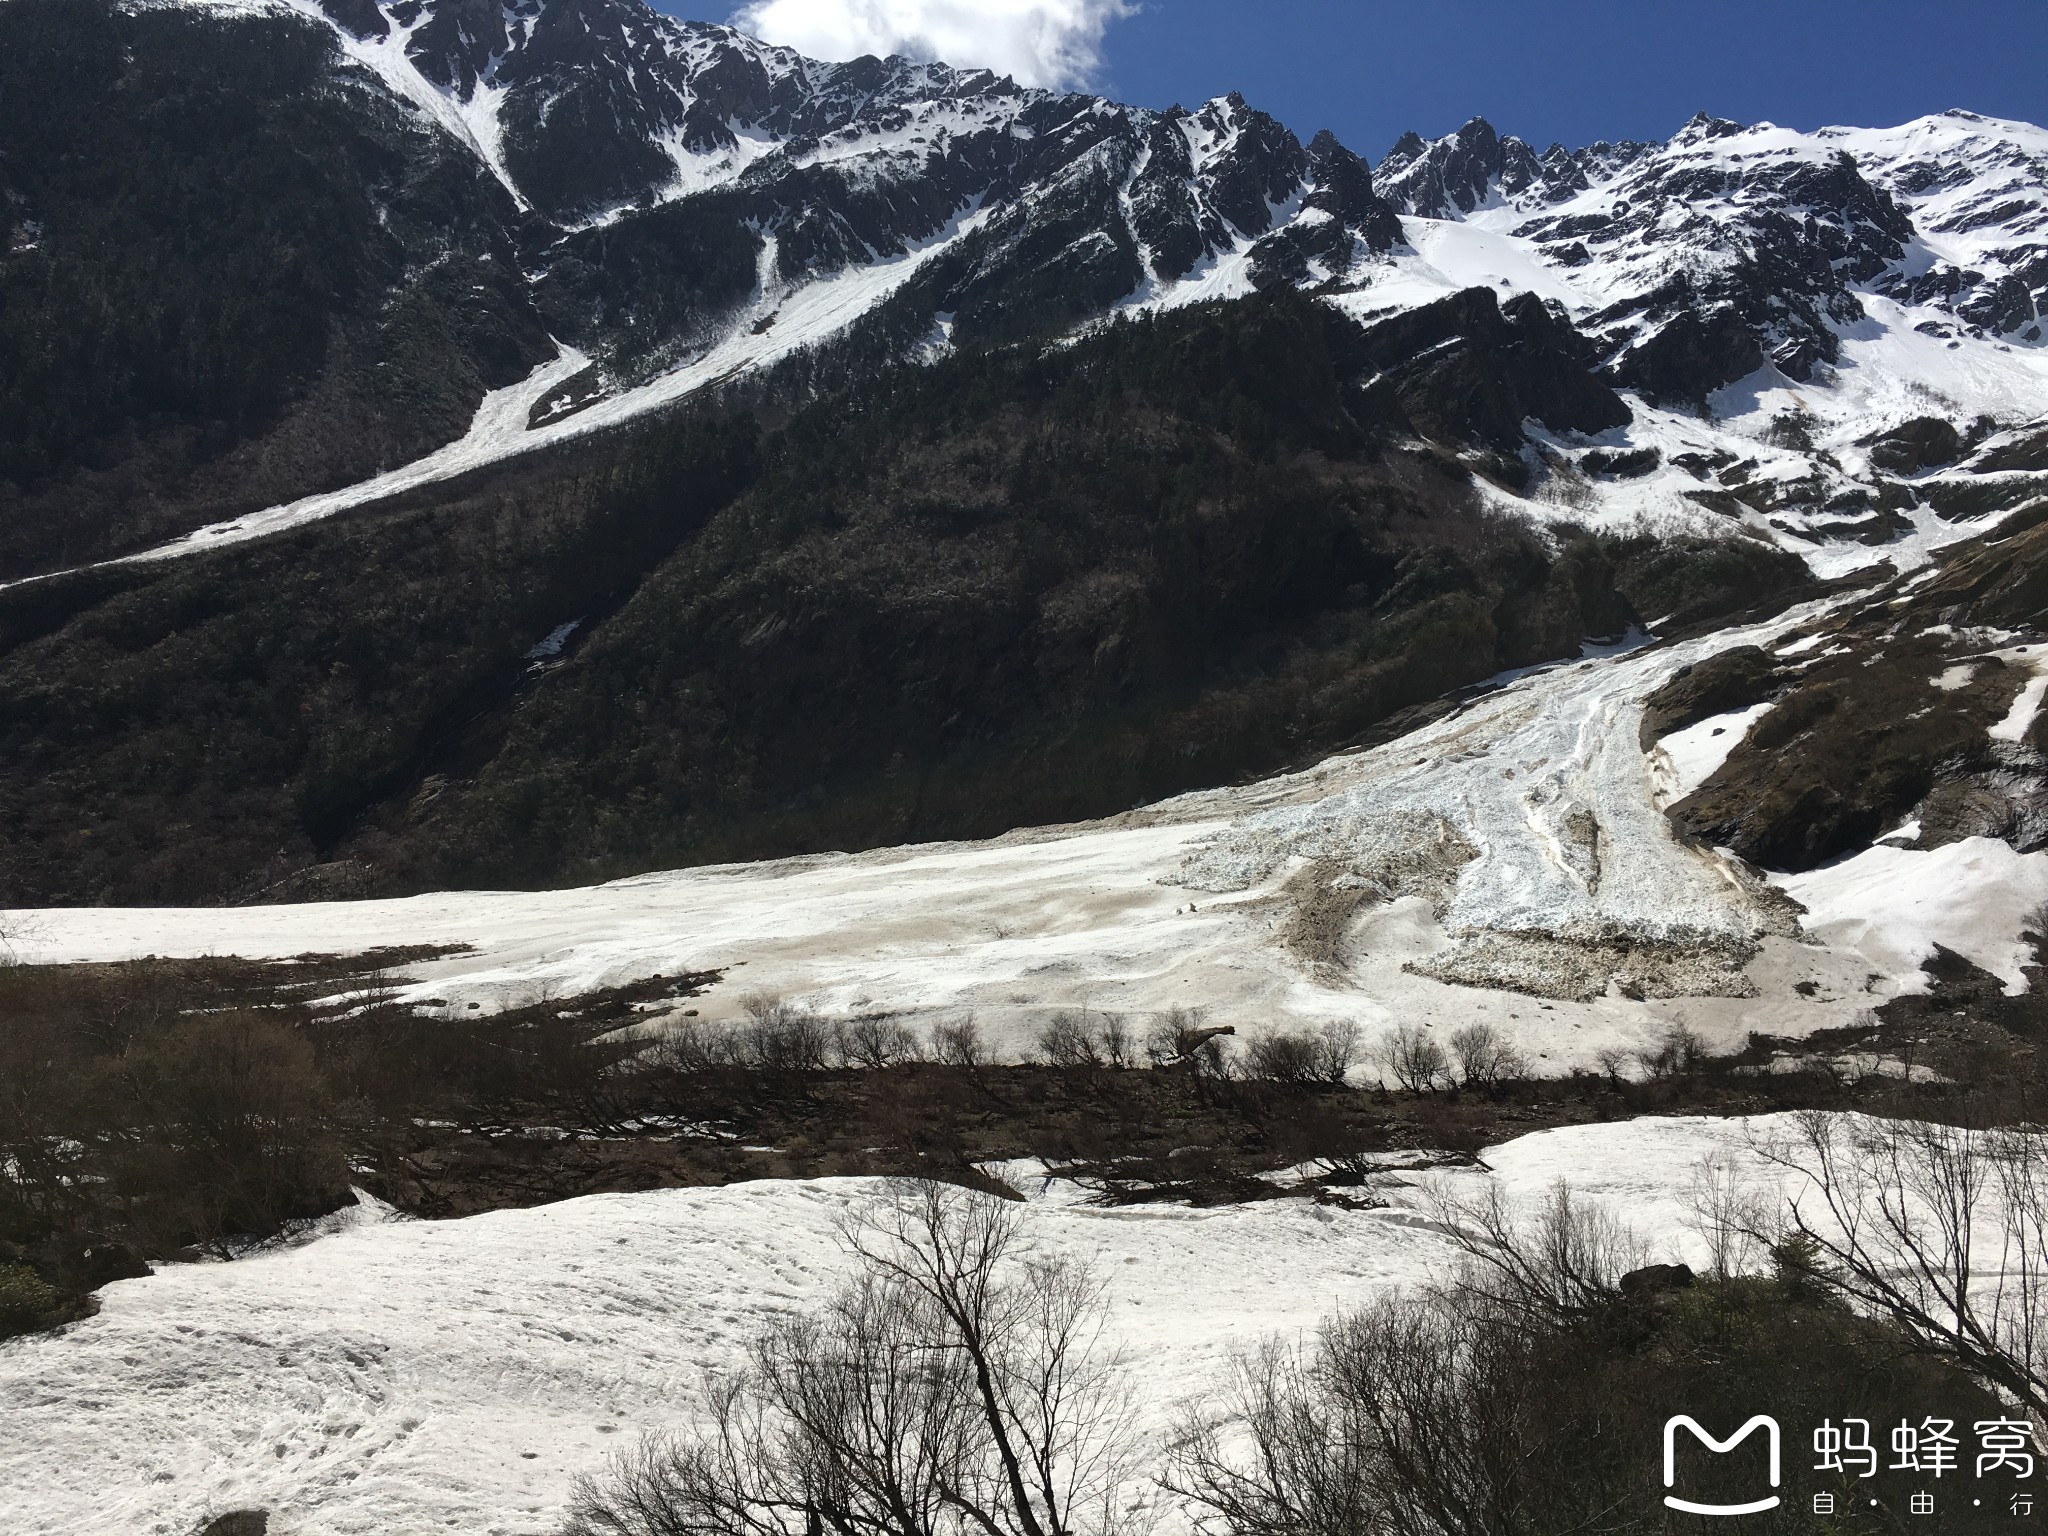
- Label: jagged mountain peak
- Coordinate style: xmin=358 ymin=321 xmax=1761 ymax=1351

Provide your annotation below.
xmin=282 ymin=0 xmax=2048 ymax=382
xmin=301 ymin=0 xmax=1058 ymax=220
xmin=1671 ymin=110 xmax=1748 ymax=144
xmin=10 ymin=0 xmax=2047 ymax=600
xmin=1373 ymin=115 xmax=1551 ymax=218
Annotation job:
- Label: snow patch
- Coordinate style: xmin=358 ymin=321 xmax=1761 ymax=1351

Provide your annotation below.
xmin=1775 ymin=837 xmax=2048 ymax=996
xmin=1653 ymin=702 xmax=1774 ymax=806
xmin=1991 ymin=665 xmax=2048 ymax=743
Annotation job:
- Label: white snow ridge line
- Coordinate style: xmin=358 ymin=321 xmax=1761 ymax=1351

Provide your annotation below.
xmin=1 ymin=204 xmax=987 ymax=591
xmin=0 ymin=348 xmax=587 ymax=594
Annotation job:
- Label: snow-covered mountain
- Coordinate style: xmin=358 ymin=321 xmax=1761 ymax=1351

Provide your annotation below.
xmin=294 ymin=0 xmax=1401 ymax=356
xmin=10 ymin=15 xmax=2048 ymax=1534
xmin=4 ymin=0 xmax=2048 ymax=935
xmin=4 ymin=0 xmax=2045 ymax=585
xmin=1371 ymin=108 xmax=2046 ymax=400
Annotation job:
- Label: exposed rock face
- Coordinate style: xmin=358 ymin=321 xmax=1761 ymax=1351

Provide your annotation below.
xmin=1857 ymin=110 xmax=2048 ymax=341
xmin=1561 ymin=139 xmax=1912 ymax=402
xmin=1374 ymin=117 xmax=1550 ymax=219
xmin=1868 ymin=417 xmax=1963 ymax=473
xmin=1348 ymin=287 xmax=1633 ymax=453
xmin=1638 ymin=645 xmax=1780 ymax=748
xmin=1372 ymin=108 xmax=2048 ymax=407
xmin=1670 ymin=522 xmax=2048 ymax=872
xmin=1670 ymin=643 xmax=2022 ymax=870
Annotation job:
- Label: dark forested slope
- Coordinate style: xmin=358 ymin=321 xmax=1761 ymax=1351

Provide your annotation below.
xmin=0 ymin=292 xmax=1804 ymax=905
xmin=0 ymin=0 xmax=550 ymax=577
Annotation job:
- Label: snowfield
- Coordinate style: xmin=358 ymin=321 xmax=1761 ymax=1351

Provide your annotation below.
xmin=12 ymin=589 xmax=2046 ymax=1071
xmin=0 ymin=1114 xmax=1808 ymax=1536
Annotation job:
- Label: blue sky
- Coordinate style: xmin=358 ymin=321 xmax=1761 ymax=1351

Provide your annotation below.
xmin=672 ymin=0 xmax=2048 ymax=157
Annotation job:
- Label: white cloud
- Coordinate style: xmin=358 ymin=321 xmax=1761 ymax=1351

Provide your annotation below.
xmin=729 ymin=0 xmax=1135 ymax=91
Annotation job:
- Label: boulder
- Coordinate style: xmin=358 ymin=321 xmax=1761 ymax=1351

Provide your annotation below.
xmin=1620 ymin=1262 xmax=1696 ymax=1296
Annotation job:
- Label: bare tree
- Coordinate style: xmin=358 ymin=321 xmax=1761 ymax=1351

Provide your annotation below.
xmin=0 ymin=911 xmax=41 ymax=968
xmin=1378 ymin=1026 xmax=1448 ymax=1095
xmin=1756 ymin=1111 xmax=2048 ymax=1415
xmin=1446 ymin=1025 xmax=1526 ymax=1095
xmin=1170 ymin=1185 xmax=1649 ymax=1536
xmin=1311 ymin=1021 xmax=1360 ymax=1086
xmin=1036 ymin=1013 xmax=1104 ymax=1070
xmin=1423 ymin=1179 xmax=1643 ymax=1328
xmin=1592 ymin=1046 xmax=1633 ymax=1088
xmin=1096 ymin=1016 xmax=1135 ymax=1071
xmin=1683 ymin=1149 xmax=1771 ymax=1281
xmin=568 ymin=1181 xmax=1142 ymax=1536
xmin=932 ymin=1018 xmax=989 ymax=1071
xmin=1633 ymin=1023 xmax=1705 ymax=1081
xmin=837 ymin=1016 xmax=924 ymax=1070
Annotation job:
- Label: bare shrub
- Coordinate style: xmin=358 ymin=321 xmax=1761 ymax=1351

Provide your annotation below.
xmin=2024 ymin=900 xmax=2048 ymax=946
xmin=640 ymin=1018 xmax=734 ymax=1075
xmin=1684 ymin=1149 xmax=1771 ymax=1281
xmin=1312 ymin=1020 xmax=1361 ymax=1084
xmin=1592 ymin=1045 xmax=1633 ymax=1087
xmin=1633 ymin=1022 xmax=1706 ymax=1080
xmin=835 ymin=1016 xmax=922 ymax=1070
xmin=931 ymin=1016 xmax=988 ymax=1069
xmin=1173 ymin=1182 xmax=2011 ymax=1536
xmin=1757 ymin=1111 xmax=2048 ymax=1414
xmin=566 ymin=1181 xmax=1141 ymax=1536
xmin=1244 ymin=1030 xmax=1319 ymax=1085
xmin=1378 ymin=1025 xmax=1448 ymax=1094
xmin=1036 ymin=1010 xmax=1104 ymax=1068
xmin=1275 ymin=1100 xmax=1384 ymax=1186
xmin=1245 ymin=1022 xmax=1359 ymax=1086
xmin=0 ymin=912 xmax=38 ymax=968
xmin=1425 ymin=1179 xmax=1642 ymax=1326
xmin=1144 ymin=1008 xmax=1234 ymax=1077
xmin=1097 ymin=1014 xmax=1135 ymax=1069
xmin=1171 ymin=1294 xmax=1508 ymax=1536
xmin=734 ymin=995 xmax=832 ymax=1073
xmin=1168 ymin=1186 xmax=1641 ymax=1536
xmin=1447 ymin=1023 xmax=1526 ymax=1094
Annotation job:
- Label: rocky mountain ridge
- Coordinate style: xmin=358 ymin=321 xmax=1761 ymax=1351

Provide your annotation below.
xmin=2 ymin=0 xmax=2047 ymax=918
xmin=3 ymin=0 xmax=2045 ymax=585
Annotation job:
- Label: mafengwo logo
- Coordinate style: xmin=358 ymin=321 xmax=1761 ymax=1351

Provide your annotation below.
xmin=1664 ymin=1416 xmax=1782 ymax=1516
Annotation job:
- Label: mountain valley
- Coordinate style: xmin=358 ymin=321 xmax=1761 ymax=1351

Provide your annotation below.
xmin=6 ymin=6 xmax=2048 ymax=1531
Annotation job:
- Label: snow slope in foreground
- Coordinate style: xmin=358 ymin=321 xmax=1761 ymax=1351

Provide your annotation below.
xmin=0 ymin=1115 xmax=1800 ymax=1536
xmin=14 ymin=591 xmax=2047 ymax=1070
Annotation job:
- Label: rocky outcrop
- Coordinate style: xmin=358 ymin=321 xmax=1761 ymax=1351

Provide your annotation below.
xmin=1868 ymin=417 xmax=1964 ymax=473
xmin=1347 ymin=287 xmax=1632 ymax=453
xmin=1670 ymin=523 xmax=2048 ymax=871
xmin=1639 ymin=646 xmax=1781 ymax=748
xmin=1374 ymin=117 xmax=1549 ymax=218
